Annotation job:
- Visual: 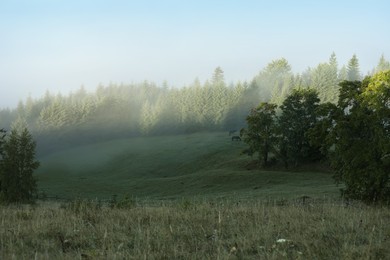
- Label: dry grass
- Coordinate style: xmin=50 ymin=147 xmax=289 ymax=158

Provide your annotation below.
xmin=0 ymin=198 xmax=389 ymax=259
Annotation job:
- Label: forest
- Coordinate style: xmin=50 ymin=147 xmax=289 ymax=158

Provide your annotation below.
xmin=0 ymin=53 xmax=389 ymax=156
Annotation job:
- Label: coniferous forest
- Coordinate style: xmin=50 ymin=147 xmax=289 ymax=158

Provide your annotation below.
xmin=1 ymin=53 xmax=389 ymax=156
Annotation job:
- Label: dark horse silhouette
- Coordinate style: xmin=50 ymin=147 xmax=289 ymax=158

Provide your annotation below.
xmin=231 ymin=136 xmax=241 ymax=141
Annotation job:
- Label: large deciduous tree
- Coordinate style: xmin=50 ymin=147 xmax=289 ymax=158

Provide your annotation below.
xmin=241 ymin=102 xmax=278 ymax=167
xmin=330 ymin=71 xmax=390 ymax=202
xmin=278 ymin=88 xmax=321 ymax=166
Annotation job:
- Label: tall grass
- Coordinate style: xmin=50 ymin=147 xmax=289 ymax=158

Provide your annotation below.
xmin=0 ymin=198 xmax=389 ymax=259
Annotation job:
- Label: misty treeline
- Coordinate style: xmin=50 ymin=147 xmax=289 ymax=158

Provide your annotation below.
xmin=0 ymin=53 xmax=389 ymax=154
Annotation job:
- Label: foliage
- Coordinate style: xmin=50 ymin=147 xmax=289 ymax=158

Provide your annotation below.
xmin=0 ymin=121 xmax=40 ymax=203
xmin=278 ymin=88 xmax=322 ymax=166
xmin=241 ymin=102 xmax=278 ymax=166
xmin=250 ymin=58 xmax=294 ymax=105
xmin=0 ymin=128 xmax=5 ymax=156
xmin=309 ymin=52 xmax=340 ymax=103
xmin=207 ymin=70 xmax=389 ymax=203
xmin=306 ymin=102 xmax=338 ymax=157
xmin=329 ymin=72 xmax=390 ymax=202
xmin=0 ymin=54 xmax=381 ymax=155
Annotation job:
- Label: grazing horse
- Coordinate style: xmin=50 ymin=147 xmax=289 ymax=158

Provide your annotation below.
xmin=228 ymin=130 xmax=237 ymax=136
xmin=231 ymin=136 xmax=241 ymax=141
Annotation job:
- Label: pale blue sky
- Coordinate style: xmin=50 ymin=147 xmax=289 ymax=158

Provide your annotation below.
xmin=1 ymin=0 xmax=389 ymax=108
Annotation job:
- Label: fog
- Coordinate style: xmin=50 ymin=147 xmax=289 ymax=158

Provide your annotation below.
xmin=1 ymin=0 xmax=389 ymax=108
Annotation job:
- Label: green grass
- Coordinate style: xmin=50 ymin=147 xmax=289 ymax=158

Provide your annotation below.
xmin=36 ymin=132 xmax=339 ymax=200
xmin=7 ymin=132 xmax=390 ymax=259
xmin=1 ymin=199 xmax=389 ymax=259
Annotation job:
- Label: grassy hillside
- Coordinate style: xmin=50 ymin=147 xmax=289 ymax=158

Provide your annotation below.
xmin=36 ymin=132 xmax=339 ymax=200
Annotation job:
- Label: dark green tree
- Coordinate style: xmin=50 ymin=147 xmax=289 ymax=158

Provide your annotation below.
xmin=278 ymin=88 xmax=321 ymax=166
xmin=307 ymin=102 xmax=338 ymax=157
xmin=241 ymin=102 xmax=278 ymax=167
xmin=0 ymin=128 xmax=5 ymax=155
xmin=330 ymin=72 xmax=390 ymax=202
xmin=0 ymin=122 xmax=39 ymax=203
xmin=0 ymin=129 xmax=6 ymax=194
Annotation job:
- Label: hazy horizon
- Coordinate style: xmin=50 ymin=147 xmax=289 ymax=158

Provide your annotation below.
xmin=1 ymin=0 xmax=390 ymax=109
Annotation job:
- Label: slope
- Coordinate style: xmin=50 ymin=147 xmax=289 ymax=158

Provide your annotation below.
xmin=36 ymin=132 xmax=339 ymax=200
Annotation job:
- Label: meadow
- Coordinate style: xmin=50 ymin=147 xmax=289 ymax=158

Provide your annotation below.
xmin=35 ymin=132 xmax=339 ymax=200
xmin=1 ymin=132 xmax=388 ymax=259
xmin=0 ymin=198 xmax=389 ymax=259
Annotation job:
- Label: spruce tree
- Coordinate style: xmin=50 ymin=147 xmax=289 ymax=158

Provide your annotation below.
xmin=211 ymin=67 xmax=225 ymax=87
xmin=0 ymin=122 xmax=39 ymax=203
xmin=310 ymin=53 xmax=339 ymax=103
xmin=0 ymin=128 xmax=5 ymax=156
xmin=347 ymin=54 xmax=361 ymax=81
xmin=339 ymin=65 xmax=348 ymax=81
xmin=0 ymin=129 xmax=6 ymax=194
xmin=374 ymin=54 xmax=390 ymax=73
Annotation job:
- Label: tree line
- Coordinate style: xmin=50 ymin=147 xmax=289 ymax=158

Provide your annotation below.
xmin=241 ymin=70 xmax=390 ymax=203
xmin=0 ymin=53 xmax=388 ymax=154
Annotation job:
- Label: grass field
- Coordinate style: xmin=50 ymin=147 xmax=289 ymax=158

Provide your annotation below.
xmin=36 ymin=132 xmax=339 ymax=200
xmin=1 ymin=199 xmax=389 ymax=259
xmin=4 ymin=132 xmax=389 ymax=259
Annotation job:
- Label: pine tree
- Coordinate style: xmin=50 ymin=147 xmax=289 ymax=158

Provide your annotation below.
xmin=339 ymin=65 xmax=348 ymax=81
xmin=347 ymin=54 xmax=361 ymax=81
xmin=0 ymin=128 xmax=5 ymax=156
xmin=211 ymin=67 xmax=225 ymax=87
xmin=310 ymin=53 xmax=339 ymax=103
xmin=374 ymin=54 xmax=390 ymax=73
xmin=0 ymin=129 xmax=6 ymax=195
xmin=0 ymin=120 xmax=39 ymax=203
xmin=328 ymin=52 xmax=340 ymax=102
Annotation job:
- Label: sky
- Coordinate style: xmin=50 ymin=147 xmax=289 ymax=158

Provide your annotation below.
xmin=1 ymin=0 xmax=389 ymax=109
